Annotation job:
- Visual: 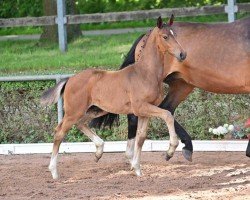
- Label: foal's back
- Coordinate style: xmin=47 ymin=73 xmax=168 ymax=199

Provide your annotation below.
xmin=65 ymin=61 xmax=163 ymax=115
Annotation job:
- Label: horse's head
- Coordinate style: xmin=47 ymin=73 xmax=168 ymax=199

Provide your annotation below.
xmin=155 ymin=15 xmax=186 ymax=62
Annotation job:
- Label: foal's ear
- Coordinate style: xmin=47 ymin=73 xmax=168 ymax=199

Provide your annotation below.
xmin=168 ymin=14 xmax=174 ymax=26
xmin=157 ymin=16 xmax=163 ymax=29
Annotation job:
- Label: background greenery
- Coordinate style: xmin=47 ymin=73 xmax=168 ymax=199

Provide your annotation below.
xmin=0 ymin=0 xmax=249 ymax=36
xmin=1 ymin=0 xmax=250 ymax=18
xmin=0 ymin=0 xmax=249 ymax=143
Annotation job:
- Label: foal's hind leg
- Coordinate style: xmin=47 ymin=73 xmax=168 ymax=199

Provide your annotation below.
xmin=131 ymin=117 xmax=149 ymax=176
xmin=49 ymin=116 xmax=76 ymax=179
xmin=77 ymin=123 xmax=104 ymax=162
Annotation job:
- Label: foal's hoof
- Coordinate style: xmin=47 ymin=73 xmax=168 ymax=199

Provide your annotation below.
xmin=134 ymin=168 xmax=142 ymax=177
xmin=182 ymin=148 xmax=193 ymax=162
xmin=132 ymin=166 xmax=142 ymax=176
xmin=165 ymin=154 xmax=173 ymax=161
xmin=94 ymin=154 xmax=102 ymax=162
xmin=49 ymin=168 xmax=59 ymax=180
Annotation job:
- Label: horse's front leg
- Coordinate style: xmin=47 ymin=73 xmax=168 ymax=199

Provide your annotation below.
xmin=131 ymin=117 xmax=149 ymax=176
xmin=125 ymin=114 xmax=137 ymax=163
xmin=160 ymin=78 xmax=194 ymax=161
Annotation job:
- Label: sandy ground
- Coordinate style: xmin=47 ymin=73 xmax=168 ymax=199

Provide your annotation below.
xmin=0 ymin=152 xmax=249 ymax=200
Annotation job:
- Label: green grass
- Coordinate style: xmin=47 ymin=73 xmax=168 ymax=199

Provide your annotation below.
xmin=0 ymin=12 xmax=249 ymax=75
xmin=0 ymin=26 xmax=43 ymax=36
xmin=0 ymin=32 xmax=142 ymax=75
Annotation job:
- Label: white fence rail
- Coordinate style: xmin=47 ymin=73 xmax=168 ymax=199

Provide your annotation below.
xmin=0 ymin=140 xmax=247 ymax=155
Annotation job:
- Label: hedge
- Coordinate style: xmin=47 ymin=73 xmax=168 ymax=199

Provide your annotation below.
xmin=0 ymin=81 xmax=249 ymax=144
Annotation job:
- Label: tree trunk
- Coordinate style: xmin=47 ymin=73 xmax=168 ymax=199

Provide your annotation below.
xmin=66 ymin=0 xmax=82 ymax=41
xmin=40 ymin=0 xmax=81 ymax=43
xmin=40 ymin=0 xmax=57 ymax=42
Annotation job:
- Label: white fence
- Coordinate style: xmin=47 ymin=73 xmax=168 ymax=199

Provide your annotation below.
xmin=0 ymin=140 xmax=248 ymax=155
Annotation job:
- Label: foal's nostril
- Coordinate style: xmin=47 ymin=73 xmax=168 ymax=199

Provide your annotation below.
xmin=180 ymin=52 xmax=186 ymax=61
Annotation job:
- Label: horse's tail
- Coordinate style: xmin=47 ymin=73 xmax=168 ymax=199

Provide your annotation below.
xmin=89 ymin=34 xmax=145 ymax=129
xmin=40 ymin=78 xmax=69 ymax=106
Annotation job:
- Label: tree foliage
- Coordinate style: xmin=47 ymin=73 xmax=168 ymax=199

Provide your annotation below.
xmin=1 ymin=0 xmax=248 ymax=18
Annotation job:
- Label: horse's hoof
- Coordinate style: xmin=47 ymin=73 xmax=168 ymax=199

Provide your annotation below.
xmin=182 ymin=148 xmax=193 ymax=162
xmin=165 ymin=154 xmax=172 ymax=161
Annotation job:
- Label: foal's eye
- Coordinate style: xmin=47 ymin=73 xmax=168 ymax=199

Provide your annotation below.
xmin=163 ymin=36 xmax=168 ymax=40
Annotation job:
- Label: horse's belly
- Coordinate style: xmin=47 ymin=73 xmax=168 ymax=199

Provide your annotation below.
xmin=197 ymin=81 xmax=249 ymax=94
xmin=187 ymin=66 xmax=250 ymax=94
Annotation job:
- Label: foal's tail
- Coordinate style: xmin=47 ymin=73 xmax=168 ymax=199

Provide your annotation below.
xmin=40 ymin=78 xmax=69 ymax=106
xmin=89 ymin=34 xmax=145 ymax=129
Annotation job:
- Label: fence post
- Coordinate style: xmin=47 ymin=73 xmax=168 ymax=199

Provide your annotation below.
xmin=56 ymin=0 xmax=67 ymax=52
xmin=225 ymin=0 xmax=238 ymax=22
xmin=56 ymin=77 xmax=64 ymax=123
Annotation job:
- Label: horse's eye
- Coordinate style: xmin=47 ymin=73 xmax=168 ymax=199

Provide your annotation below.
xmin=163 ymin=36 xmax=168 ymax=40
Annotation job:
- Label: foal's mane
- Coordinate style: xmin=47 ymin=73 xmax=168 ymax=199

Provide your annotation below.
xmin=137 ymin=30 xmax=152 ymax=60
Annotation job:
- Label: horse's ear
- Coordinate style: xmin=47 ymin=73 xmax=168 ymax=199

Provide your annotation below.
xmin=157 ymin=16 xmax=163 ymax=29
xmin=168 ymin=14 xmax=174 ymax=26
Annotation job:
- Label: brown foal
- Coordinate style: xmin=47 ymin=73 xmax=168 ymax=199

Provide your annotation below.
xmin=41 ymin=16 xmax=186 ymax=179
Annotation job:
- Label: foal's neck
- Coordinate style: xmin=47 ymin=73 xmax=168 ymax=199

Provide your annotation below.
xmin=137 ymin=30 xmax=165 ymax=81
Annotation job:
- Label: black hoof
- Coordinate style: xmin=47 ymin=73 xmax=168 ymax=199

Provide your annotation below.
xmin=246 ymin=153 xmax=250 ymax=158
xmin=182 ymin=148 xmax=193 ymax=162
xmin=165 ymin=154 xmax=172 ymax=161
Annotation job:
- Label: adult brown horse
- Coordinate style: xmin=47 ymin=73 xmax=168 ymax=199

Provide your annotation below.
xmin=90 ymin=17 xmax=250 ymax=160
xmin=41 ymin=16 xmax=186 ymax=179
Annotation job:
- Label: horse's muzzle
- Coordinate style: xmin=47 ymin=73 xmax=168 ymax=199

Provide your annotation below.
xmin=179 ymin=52 xmax=187 ymax=62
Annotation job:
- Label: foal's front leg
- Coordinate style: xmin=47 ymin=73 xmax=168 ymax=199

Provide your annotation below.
xmin=131 ymin=117 xmax=149 ymax=176
xmin=137 ymin=103 xmax=178 ymax=161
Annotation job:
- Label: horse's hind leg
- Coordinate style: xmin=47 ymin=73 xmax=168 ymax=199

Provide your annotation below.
xmin=49 ymin=116 xmax=76 ymax=179
xmin=77 ymin=123 xmax=104 ymax=162
xmin=246 ymin=140 xmax=250 ymax=157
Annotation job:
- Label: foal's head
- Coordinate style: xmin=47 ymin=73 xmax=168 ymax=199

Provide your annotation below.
xmin=155 ymin=15 xmax=186 ymax=62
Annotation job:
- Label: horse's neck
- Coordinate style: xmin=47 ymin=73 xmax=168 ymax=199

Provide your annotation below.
xmin=136 ymin=33 xmax=164 ymax=80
